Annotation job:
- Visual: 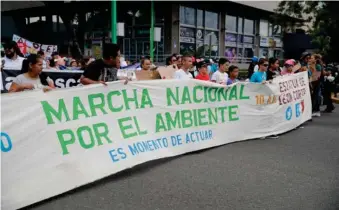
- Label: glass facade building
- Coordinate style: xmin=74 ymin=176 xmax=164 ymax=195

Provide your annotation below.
xmin=178 ymin=5 xmax=283 ymax=63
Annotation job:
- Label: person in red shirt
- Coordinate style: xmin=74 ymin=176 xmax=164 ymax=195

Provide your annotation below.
xmin=195 ymin=60 xmax=210 ymax=81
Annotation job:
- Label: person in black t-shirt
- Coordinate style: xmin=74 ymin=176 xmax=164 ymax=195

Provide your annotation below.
xmin=80 ymin=43 xmax=122 ymax=85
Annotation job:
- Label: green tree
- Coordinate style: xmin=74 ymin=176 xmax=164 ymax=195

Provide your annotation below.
xmin=275 ymin=1 xmax=339 ymax=61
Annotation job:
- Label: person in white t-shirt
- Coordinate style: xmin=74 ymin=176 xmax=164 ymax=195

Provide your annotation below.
xmin=3 ymin=41 xmax=25 ymax=70
xmin=9 ymin=54 xmax=54 ymax=93
xmin=173 ymin=55 xmax=193 ymax=80
xmin=211 ymin=58 xmax=230 ymax=84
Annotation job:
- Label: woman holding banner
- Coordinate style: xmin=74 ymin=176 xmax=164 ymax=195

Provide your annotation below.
xmin=9 ymin=54 xmax=54 ymax=92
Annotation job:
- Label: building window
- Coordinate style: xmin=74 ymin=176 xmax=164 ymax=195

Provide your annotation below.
xmin=180 ymin=6 xmax=195 ymax=26
xmin=58 ymin=16 xmax=63 ymax=24
xmin=179 ymin=27 xmax=196 ymax=55
xmin=41 ymin=16 xmax=46 ymax=21
xmin=225 ymin=47 xmax=237 ymax=63
xmin=52 ymin=15 xmax=58 ymax=23
xmin=268 ymin=23 xmax=273 ymax=36
xmin=29 ymin=17 xmax=39 ymax=24
xmin=197 ymin=9 xmax=204 ymax=28
xmin=85 ymin=12 xmax=92 ymax=22
xmin=205 ymin=11 xmax=218 ymax=30
xmin=225 ymin=15 xmax=237 ymax=32
xmin=225 ymin=16 xmax=254 ymax=63
xmin=244 ymin=19 xmax=254 ymax=35
xmin=179 ymin=7 xmax=219 ymax=57
xmin=204 ymin=30 xmax=219 ymax=57
xmin=237 ymin=17 xmax=243 ymax=33
xmin=260 ymin=19 xmax=268 ymax=37
xmin=272 ymin=25 xmax=282 ymax=36
xmin=196 ymin=28 xmax=204 ymax=56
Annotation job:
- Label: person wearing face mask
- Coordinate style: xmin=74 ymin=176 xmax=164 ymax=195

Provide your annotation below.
xmin=9 ymin=54 xmax=54 ymax=92
xmin=3 ymin=41 xmax=25 ymax=70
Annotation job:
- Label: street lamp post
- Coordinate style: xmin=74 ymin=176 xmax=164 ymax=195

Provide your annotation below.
xmin=127 ymin=10 xmax=141 ymax=61
xmin=111 ymin=0 xmax=117 ymax=44
xmin=150 ymin=0 xmax=155 ymax=62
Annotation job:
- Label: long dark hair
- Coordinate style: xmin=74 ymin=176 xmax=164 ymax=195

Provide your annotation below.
xmin=269 ymin=57 xmax=279 ymax=70
xmin=21 ymin=54 xmax=49 ymax=86
xmin=247 ymin=62 xmax=255 ymax=78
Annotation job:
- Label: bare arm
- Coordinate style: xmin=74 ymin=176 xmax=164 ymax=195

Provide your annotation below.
xmin=80 ymin=75 xmax=107 ymax=86
xmin=9 ymin=82 xmax=33 ymax=93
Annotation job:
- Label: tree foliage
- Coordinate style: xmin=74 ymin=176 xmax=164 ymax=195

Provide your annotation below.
xmin=275 ymin=1 xmax=339 ymax=62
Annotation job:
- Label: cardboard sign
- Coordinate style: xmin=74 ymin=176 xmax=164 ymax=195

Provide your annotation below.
xmin=157 ymin=66 xmax=178 ymax=79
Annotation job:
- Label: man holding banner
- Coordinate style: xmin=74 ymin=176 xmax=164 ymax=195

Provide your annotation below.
xmin=80 ymin=43 xmax=121 ymax=85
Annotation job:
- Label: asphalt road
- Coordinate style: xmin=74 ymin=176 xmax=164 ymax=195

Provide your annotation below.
xmin=24 ymin=106 xmax=339 ymax=210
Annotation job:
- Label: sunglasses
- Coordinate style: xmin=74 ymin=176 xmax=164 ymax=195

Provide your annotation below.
xmin=171 ymin=59 xmax=177 ymax=62
xmin=263 ymin=64 xmax=269 ymax=67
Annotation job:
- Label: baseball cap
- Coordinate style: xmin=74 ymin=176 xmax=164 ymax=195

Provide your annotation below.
xmin=252 ymin=56 xmax=259 ymax=63
xmin=197 ymin=59 xmax=210 ymax=69
xmin=284 ymin=59 xmax=295 ymax=66
xmin=301 ymin=52 xmax=311 ymax=60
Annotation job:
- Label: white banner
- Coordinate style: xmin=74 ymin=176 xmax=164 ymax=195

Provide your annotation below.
xmin=1 ymin=72 xmax=311 ymax=210
xmin=12 ymin=34 xmax=58 ymax=57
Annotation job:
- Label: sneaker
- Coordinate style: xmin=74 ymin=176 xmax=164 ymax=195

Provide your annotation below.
xmin=312 ymin=112 xmax=321 ymax=117
xmin=268 ymin=135 xmax=279 ymax=139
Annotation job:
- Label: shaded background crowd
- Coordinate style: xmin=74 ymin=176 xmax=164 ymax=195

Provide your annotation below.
xmin=2 ymin=41 xmax=339 ymax=116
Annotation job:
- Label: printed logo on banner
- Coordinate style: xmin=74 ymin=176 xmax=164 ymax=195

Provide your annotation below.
xmin=1 ymin=132 xmax=12 ymax=152
xmin=285 ymin=106 xmax=293 ymax=120
xmin=285 ymin=100 xmax=305 ymax=121
xmin=295 ymin=100 xmax=305 ymax=118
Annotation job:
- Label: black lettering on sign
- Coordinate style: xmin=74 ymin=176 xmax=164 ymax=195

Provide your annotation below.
xmin=33 ymin=43 xmax=41 ymax=50
xmin=17 ymin=38 xmax=24 ymax=44
xmin=46 ymin=46 xmax=52 ymax=53
xmin=5 ymin=77 xmax=15 ymax=91
xmin=54 ymin=78 xmax=81 ymax=88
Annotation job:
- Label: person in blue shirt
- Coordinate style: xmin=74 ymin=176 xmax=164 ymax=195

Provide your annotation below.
xmin=227 ymin=65 xmax=239 ymax=85
xmin=250 ymin=58 xmax=268 ymax=83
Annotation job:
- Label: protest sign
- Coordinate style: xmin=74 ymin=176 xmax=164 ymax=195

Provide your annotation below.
xmin=12 ymin=34 xmax=58 ymax=57
xmin=135 ymin=70 xmax=153 ymax=80
xmin=1 ymin=69 xmax=83 ymax=92
xmin=157 ymin=66 xmax=177 ymax=79
xmin=1 ymin=72 xmax=311 ymax=210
